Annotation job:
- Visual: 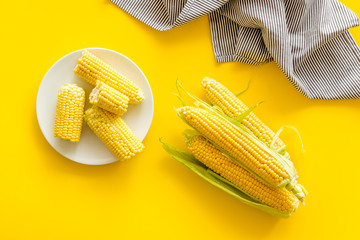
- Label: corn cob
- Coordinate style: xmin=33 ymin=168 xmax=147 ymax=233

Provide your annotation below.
xmin=84 ymin=106 xmax=144 ymax=160
xmin=186 ymin=135 xmax=298 ymax=214
xmin=74 ymin=50 xmax=144 ymax=104
xmin=202 ymin=77 xmax=284 ymax=150
xmin=54 ymin=84 xmax=85 ymax=142
xmin=177 ymin=106 xmax=291 ymax=187
xmin=89 ymin=81 xmax=129 ymax=115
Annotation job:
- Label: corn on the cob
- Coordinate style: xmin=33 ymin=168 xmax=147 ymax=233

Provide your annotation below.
xmin=89 ymin=81 xmax=129 ymax=115
xmin=186 ymin=135 xmax=298 ymax=213
xmin=54 ymin=84 xmax=85 ymax=142
xmin=74 ymin=50 xmax=144 ymax=104
xmin=202 ymin=77 xmax=284 ymax=150
xmin=84 ymin=106 xmax=144 ymax=160
xmin=177 ymin=106 xmax=290 ymax=187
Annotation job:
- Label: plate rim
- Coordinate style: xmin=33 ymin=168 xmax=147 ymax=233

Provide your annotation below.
xmin=36 ymin=47 xmax=154 ymax=165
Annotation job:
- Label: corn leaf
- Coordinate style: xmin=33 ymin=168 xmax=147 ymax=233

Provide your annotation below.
xmin=234 ymin=78 xmax=252 ymax=97
xmin=233 ymin=101 xmax=263 ymax=123
xmin=160 ymin=139 xmax=292 ymax=218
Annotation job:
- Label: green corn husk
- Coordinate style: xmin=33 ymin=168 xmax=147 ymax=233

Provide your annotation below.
xmin=234 ymin=77 xmax=251 ymax=97
xmin=204 ymin=79 xmax=305 ymax=161
xmin=174 ymin=80 xmax=307 ymax=201
xmin=160 ymin=139 xmax=297 ymax=218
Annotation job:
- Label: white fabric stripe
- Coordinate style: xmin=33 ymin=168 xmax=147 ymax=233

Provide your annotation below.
xmin=295 ymin=31 xmax=360 ymax=99
xmin=209 ymin=9 xmax=239 ymax=62
xmin=164 ymin=0 xmax=187 ymax=24
xmin=111 ymin=0 xmax=360 ymax=99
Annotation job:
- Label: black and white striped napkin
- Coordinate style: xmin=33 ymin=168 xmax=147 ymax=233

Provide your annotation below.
xmin=111 ymin=0 xmax=360 ymax=99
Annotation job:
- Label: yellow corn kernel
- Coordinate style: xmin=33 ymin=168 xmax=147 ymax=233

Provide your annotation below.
xmin=177 ymin=106 xmax=290 ymax=187
xmin=202 ymin=77 xmax=284 ymax=149
xmin=186 ymin=135 xmax=298 ymax=214
xmin=89 ymin=81 xmax=129 ymax=115
xmin=54 ymin=84 xmax=85 ymax=142
xmin=84 ymin=106 xmax=144 ymax=160
xmin=74 ymin=50 xmax=144 ymax=104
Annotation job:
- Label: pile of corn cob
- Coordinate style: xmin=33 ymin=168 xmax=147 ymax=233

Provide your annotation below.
xmin=161 ymin=78 xmax=307 ymax=217
xmin=54 ymin=50 xmax=145 ymax=161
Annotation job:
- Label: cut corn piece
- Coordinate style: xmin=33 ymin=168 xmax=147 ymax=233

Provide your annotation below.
xmin=177 ymin=106 xmax=290 ymax=187
xmin=202 ymin=77 xmax=285 ymax=150
xmin=89 ymin=81 xmax=129 ymax=115
xmin=186 ymin=135 xmax=299 ymax=213
xmin=84 ymin=106 xmax=144 ymax=160
xmin=54 ymin=84 xmax=85 ymax=142
xmin=74 ymin=50 xmax=144 ymax=104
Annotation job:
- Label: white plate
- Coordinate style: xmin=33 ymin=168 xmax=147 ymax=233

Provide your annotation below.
xmin=36 ymin=48 xmax=154 ymax=165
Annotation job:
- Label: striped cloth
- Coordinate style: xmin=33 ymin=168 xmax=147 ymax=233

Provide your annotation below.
xmin=111 ymin=0 xmax=360 ymax=99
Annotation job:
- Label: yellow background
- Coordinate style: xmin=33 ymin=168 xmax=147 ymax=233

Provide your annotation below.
xmin=1 ymin=0 xmax=360 ymax=239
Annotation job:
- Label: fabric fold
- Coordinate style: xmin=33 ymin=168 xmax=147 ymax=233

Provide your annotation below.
xmin=111 ymin=0 xmax=360 ymax=99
